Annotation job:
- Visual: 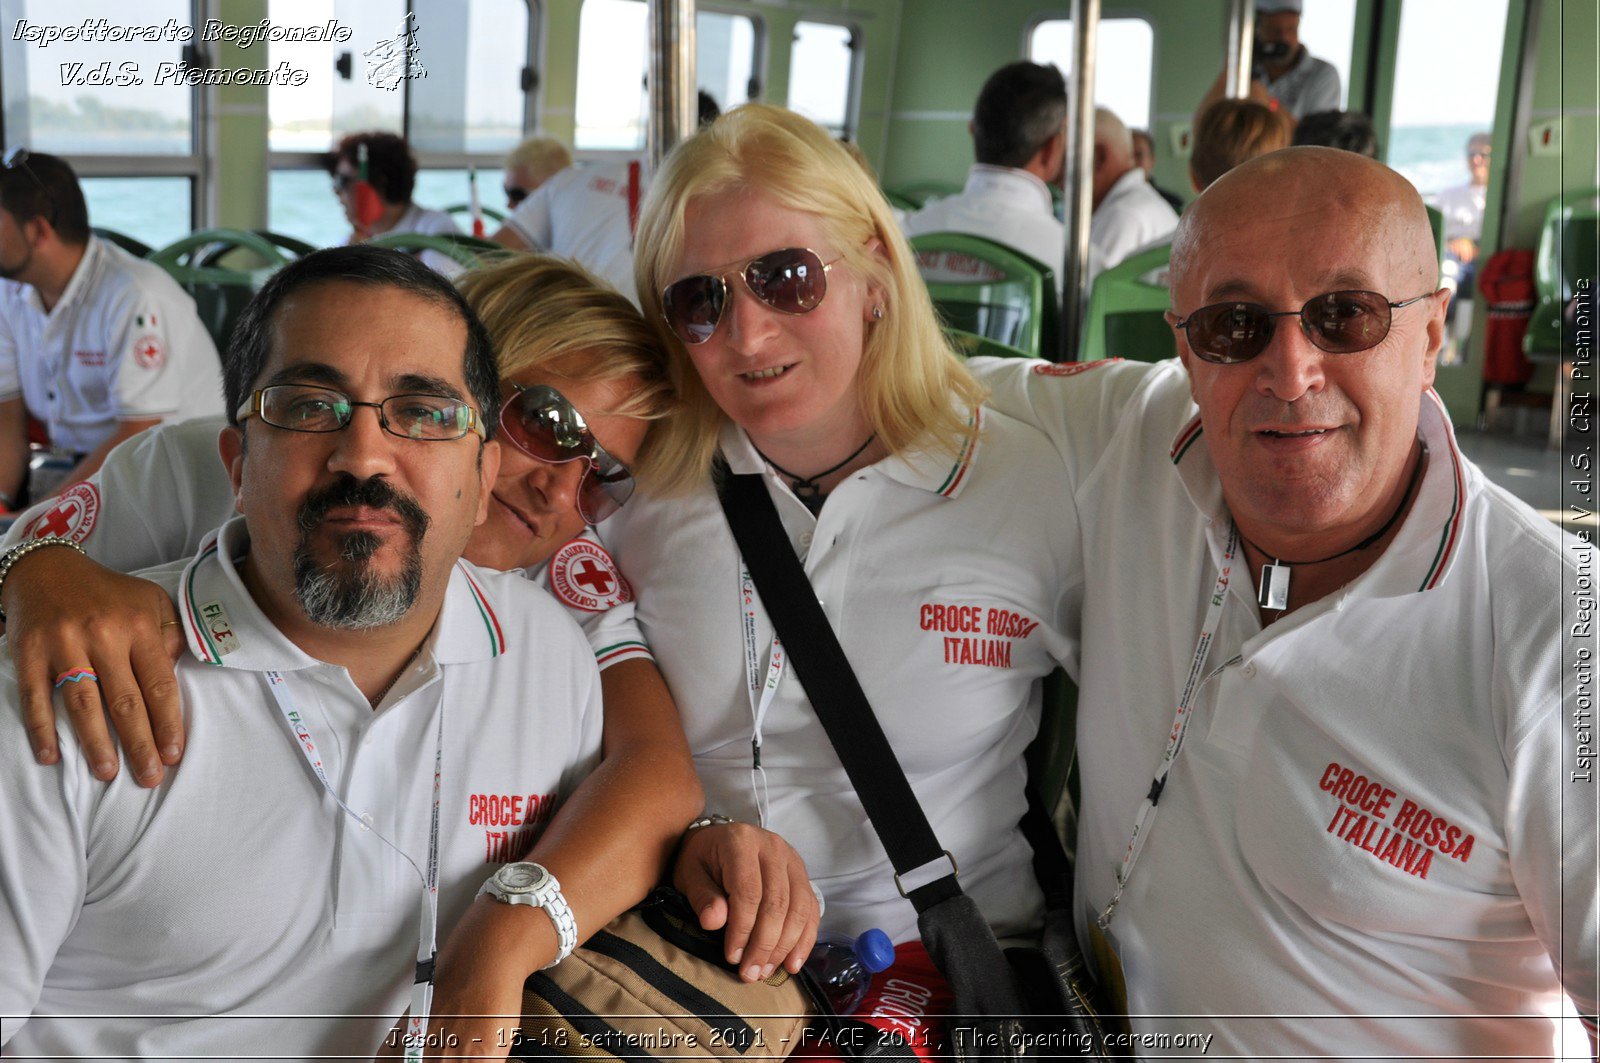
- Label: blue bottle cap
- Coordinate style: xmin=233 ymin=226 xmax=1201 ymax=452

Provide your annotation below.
xmin=853 ymin=928 xmax=896 ymax=973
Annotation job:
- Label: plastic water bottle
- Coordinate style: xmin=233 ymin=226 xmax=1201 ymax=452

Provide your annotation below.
xmin=805 ymin=928 xmax=896 ymax=1015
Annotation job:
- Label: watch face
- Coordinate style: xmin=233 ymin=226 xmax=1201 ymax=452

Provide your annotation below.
xmin=496 ymin=862 xmax=548 ymax=893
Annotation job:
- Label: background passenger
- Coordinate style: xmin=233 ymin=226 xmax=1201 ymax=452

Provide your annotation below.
xmin=0 ymin=150 xmax=223 ymax=497
xmin=327 ymin=132 xmax=461 ymax=245
xmin=502 ymin=135 xmax=574 ymax=211
xmin=491 ymin=92 xmax=722 ymax=304
xmin=1433 ymin=131 xmax=1492 ymax=322
xmin=1131 ymin=127 xmax=1185 ymax=212
xmin=1198 ymin=0 xmax=1343 ymax=122
xmin=903 ymin=61 xmax=1071 ymax=282
xmin=1090 ymin=106 xmax=1180 ymax=271
xmin=1291 ymin=108 xmax=1381 ymax=157
xmin=1190 ymin=98 xmax=1294 ymax=191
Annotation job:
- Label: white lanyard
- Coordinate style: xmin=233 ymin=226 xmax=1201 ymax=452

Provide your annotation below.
xmin=738 ymin=563 xmax=784 ymax=827
xmin=264 ymin=669 xmax=443 ymax=1062
xmin=1097 ymin=525 xmax=1240 ymax=931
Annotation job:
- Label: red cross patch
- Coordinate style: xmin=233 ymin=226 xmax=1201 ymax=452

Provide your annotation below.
xmin=24 ymin=482 xmax=101 ymax=544
xmin=548 ymin=538 xmax=633 ymax=613
xmin=1033 ymin=358 xmax=1122 ymax=377
xmin=132 ymin=333 xmax=165 ymax=370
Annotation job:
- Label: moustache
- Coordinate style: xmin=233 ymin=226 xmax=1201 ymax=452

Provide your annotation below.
xmin=296 ymin=474 xmax=431 ymax=542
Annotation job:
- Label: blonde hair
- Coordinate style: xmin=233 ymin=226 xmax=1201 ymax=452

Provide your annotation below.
xmin=633 ymin=103 xmax=984 ymax=495
xmin=504 ymin=136 xmax=573 ymax=185
xmin=1189 ymin=99 xmax=1293 ymax=190
xmin=457 ymin=254 xmax=674 ymax=427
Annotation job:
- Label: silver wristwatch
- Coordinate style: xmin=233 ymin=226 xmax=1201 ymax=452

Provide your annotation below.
xmin=477 ymin=861 xmax=579 ymax=968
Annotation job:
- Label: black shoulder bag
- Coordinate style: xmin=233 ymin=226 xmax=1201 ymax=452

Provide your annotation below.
xmin=716 ymin=469 xmax=1114 ymax=1062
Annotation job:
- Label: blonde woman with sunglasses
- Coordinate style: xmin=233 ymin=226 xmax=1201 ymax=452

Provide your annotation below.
xmin=0 ymin=253 xmax=703 ymax=1053
xmin=588 ymin=104 xmax=1082 ymax=1025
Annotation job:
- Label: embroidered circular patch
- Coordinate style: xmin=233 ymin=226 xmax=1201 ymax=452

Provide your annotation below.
xmin=1032 ymin=358 xmax=1121 ymax=377
xmin=133 ymin=334 xmax=165 ymax=370
xmin=548 ymin=538 xmax=633 ymax=612
xmin=25 ymin=482 xmax=101 ymax=543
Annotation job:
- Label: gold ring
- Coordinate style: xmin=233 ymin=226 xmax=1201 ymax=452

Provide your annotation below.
xmin=161 ymin=620 xmax=180 ymax=628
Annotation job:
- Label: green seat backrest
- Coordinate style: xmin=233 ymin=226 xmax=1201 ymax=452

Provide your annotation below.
xmin=944 ymin=328 xmax=1035 ymax=361
xmin=888 ymin=180 xmax=962 ymax=209
xmin=1081 ymin=241 xmax=1174 ymax=363
xmin=149 ymin=229 xmax=291 ymax=350
xmin=1026 ymin=670 xmax=1081 ymax=855
xmin=1526 ymin=187 xmax=1600 ymax=358
xmin=1425 ymin=204 xmax=1446 ymax=265
xmin=883 ymin=188 xmax=918 ymax=213
xmin=250 ymin=230 xmax=319 ymax=259
xmin=443 ymin=202 xmax=508 ymax=226
xmin=91 ymin=227 xmax=153 ymax=258
xmin=910 ymin=232 xmax=1059 ymax=359
xmin=367 ymin=231 xmax=508 ymax=268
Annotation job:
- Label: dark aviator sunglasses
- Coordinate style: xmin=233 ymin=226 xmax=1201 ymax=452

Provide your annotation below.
xmin=1173 ymin=289 xmax=1435 ymax=365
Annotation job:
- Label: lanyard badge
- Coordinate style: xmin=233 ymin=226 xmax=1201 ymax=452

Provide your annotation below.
xmin=264 ymin=670 xmax=444 ymax=1060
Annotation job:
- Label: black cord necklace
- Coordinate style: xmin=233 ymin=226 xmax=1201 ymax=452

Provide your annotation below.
xmin=1242 ymin=443 xmax=1427 ymax=612
xmin=754 ymin=433 xmax=877 ymax=514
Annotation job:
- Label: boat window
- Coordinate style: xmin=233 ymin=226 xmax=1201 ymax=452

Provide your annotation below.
xmin=574 ymin=0 xmax=762 ymax=151
xmin=1 ymin=0 xmax=200 ymax=241
xmin=1387 ymin=0 xmax=1509 ymax=195
xmin=268 ymin=0 xmax=407 ymax=152
xmin=1026 ymin=17 xmax=1155 ymax=131
xmin=788 ymin=20 xmax=858 ymax=140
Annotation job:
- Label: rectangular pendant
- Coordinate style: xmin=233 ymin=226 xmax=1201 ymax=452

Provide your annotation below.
xmin=1258 ymin=562 xmax=1291 ymax=611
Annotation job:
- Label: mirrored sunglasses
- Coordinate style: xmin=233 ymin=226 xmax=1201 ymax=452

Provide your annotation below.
xmin=1174 ymin=289 xmax=1434 ymax=365
xmin=660 ymin=247 xmax=837 ymax=346
xmin=504 ymin=184 xmax=530 ymax=207
xmin=498 ymin=383 xmax=635 ymax=525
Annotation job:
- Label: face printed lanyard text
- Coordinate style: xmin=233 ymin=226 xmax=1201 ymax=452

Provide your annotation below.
xmin=739 ymin=563 xmax=783 ymax=827
xmin=1097 ymin=525 xmax=1239 ymax=931
xmin=263 ymin=670 xmax=444 ymax=1063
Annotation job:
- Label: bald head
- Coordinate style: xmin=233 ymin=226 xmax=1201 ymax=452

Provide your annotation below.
xmin=1172 ymin=146 xmax=1438 ymax=298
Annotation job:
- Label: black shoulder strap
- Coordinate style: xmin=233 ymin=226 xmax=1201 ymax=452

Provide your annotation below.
xmin=716 ymin=469 xmax=960 ymax=912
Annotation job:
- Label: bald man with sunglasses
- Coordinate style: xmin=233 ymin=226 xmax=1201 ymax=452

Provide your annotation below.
xmin=971 ymin=146 xmax=1596 ymax=1054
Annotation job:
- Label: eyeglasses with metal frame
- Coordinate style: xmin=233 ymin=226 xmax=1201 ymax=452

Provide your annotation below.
xmin=1173 ymin=289 xmax=1436 ymax=365
xmin=236 ymin=384 xmax=485 ymax=440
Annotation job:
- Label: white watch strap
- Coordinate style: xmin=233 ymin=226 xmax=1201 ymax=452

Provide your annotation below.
xmin=478 ymin=863 xmax=578 ymax=968
xmin=539 ymin=871 xmax=579 ymax=969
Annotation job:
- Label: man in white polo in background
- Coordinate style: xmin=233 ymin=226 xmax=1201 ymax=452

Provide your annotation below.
xmin=490 ymin=92 xmax=721 ymax=304
xmin=975 ymin=146 xmax=1595 ymax=1055
xmin=903 ymin=61 xmax=1073 ymax=286
xmin=0 ymin=246 xmax=603 ymax=1057
xmin=0 ymin=150 xmax=223 ymax=502
xmin=1088 ymin=106 xmax=1180 ymax=274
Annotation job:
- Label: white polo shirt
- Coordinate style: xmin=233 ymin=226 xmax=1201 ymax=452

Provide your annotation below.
xmin=504 ymin=162 xmax=642 ymax=304
xmin=972 ymin=355 xmax=1597 ymax=1056
xmin=0 ymin=416 xmax=654 ymax=673
xmin=0 ymin=236 xmax=225 ymax=453
xmin=903 ymin=165 xmax=1070 ymax=292
xmin=592 ymin=412 xmax=1080 ymax=944
xmin=1089 ymin=167 xmax=1179 ymax=274
xmin=0 ymin=516 xmax=605 ymax=1057
xmin=1434 ymin=182 xmax=1487 ymax=246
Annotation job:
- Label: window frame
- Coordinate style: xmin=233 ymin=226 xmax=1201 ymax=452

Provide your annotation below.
xmin=0 ymin=0 xmax=208 ymax=232
xmin=787 ymin=15 xmax=864 ymax=142
xmin=265 ymin=0 xmax=540 ymax=190
xmin=700 ymin=2 xmax=767 ymax=109
xmin=1020 ymin=9 xmax=1159 ymax=134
